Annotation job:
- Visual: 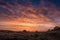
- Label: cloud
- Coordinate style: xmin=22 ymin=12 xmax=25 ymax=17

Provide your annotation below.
xmin=0 ymin=0 xmax=60 ymax=31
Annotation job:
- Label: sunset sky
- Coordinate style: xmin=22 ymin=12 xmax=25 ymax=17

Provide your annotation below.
xmin=0 ymin=0 xmax=60 ymax=31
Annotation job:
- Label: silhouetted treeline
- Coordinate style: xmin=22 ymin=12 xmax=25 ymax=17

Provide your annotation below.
xmin=0 ymin=26 xmax=60 ymax=40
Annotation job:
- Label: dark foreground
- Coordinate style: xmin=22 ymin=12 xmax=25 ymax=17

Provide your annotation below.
xmin=0 ymin=27 xmax=60 ymax=40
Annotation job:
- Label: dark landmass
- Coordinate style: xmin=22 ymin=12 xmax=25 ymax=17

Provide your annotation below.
xmin=0 ymin=26 xmax=60 ymax=40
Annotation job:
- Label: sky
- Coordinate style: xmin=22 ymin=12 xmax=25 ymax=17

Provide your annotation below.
xmin=0 ymin=0 xmax=60 ymax=31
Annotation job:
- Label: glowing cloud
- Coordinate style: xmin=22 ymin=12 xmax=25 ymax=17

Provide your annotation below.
xmin=0 ymin=0 xmax=60 ymax=31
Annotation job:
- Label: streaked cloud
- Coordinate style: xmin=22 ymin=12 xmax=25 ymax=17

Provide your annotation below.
xmin=0 ymin=0 xmax=60 ymax=31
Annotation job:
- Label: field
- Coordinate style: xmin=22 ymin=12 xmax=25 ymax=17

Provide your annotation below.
xmin=0 ymin=27 xmax=60 ymax=40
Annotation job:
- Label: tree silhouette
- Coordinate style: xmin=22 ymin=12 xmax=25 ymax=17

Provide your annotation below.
xmin=52 ymin=26 xmax=60 ymax=31
xmin=22 ymin=30 xmax=27 ymax=32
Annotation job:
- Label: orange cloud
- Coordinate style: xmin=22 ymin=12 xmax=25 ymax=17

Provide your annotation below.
xmin=0 ymin=0 xmax=60 ymax=31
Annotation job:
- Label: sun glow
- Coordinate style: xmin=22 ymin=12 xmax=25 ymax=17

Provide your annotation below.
xmin=0 ymin=0 xmax=60 ymax=31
